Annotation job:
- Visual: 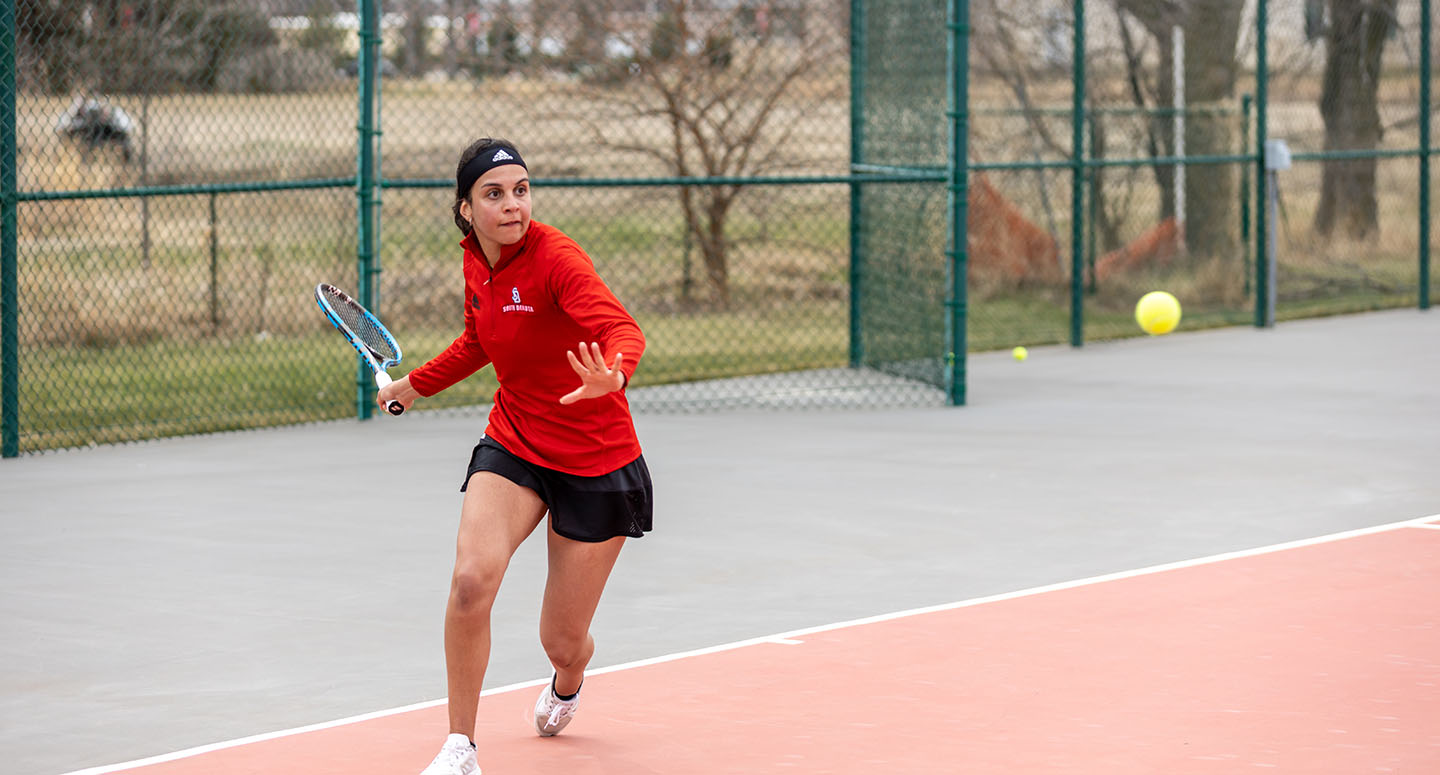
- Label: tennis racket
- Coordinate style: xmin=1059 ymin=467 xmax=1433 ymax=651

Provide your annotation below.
xmin=314 ymin=283 xmax=406 ymax=416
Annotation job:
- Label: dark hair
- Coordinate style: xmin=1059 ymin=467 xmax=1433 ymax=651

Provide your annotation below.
xmin=452 ymin=137 xmax=521 ymax=234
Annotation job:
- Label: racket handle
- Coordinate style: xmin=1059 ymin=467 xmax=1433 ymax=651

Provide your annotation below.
xmin=373 ymin=370 xmax=405 ymax=416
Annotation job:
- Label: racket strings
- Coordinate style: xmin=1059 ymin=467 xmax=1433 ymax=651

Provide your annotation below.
xmin=320 ymin=287 xmax=400 ymax=363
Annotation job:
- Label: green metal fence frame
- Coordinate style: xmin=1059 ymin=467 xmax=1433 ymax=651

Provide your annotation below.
xmin=946 ymin=0 xmax=970 ymax=406
xmin=1255 ymin=0 xmax=1271 ymax=328
xmin=356 ymin=0 xmax=381 ymax=420
xmin=848 ymin=0 xmax=866 ymax=370
xmin=2 ymin=0 xmax=18 ymax=457
xmin=1070 ymin=0 xmax=1087 ymax=349
xmin=1422 ymin=0 xmax=1434 ymax=311
xmin=927 ymin=0 xmax=1434 ymax=391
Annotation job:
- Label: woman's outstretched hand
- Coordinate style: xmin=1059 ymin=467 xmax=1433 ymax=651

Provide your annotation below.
xmin=560 ymin=341 xmax=625 ymax=405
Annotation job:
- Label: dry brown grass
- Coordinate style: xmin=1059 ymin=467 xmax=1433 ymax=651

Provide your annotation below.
xmin=13 ymin=68 xmax=1433 ymax=350
xmin=17 ymin=247 xmax=343 ymax=348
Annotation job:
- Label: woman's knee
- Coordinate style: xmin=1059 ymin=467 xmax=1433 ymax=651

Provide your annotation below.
xmin=449 ymin=562 xmax=504 ymax=614
xmin=539 ymin=627 xmax=592 ymax=669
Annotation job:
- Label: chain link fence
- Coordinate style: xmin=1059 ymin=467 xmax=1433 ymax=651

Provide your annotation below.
xmin=852 ymin=0 xmax=951 ymax=392
xmin=964 ymin=0 xmax=1434 ymax=352
xmin=7 ymin=1 xmax=363 ymax=454
xmin=1265 ymin=0 xmax=1434 ymax=321
xmin=1 ymin=0 xmax=1434 ymax=454
xmin=368 ymin=0 xmax=946 ymax=415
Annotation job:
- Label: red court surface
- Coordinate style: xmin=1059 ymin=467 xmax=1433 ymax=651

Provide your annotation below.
xmin=79 ymin=521 xmax=1440 ymax=775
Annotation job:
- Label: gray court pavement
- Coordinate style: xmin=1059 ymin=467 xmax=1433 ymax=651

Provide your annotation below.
xmin=2 ymin=309 xmax=1437 ymax=775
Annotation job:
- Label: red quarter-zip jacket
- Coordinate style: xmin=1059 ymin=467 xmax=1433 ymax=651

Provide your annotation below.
xmin=407 ymin=220 xmax=646 ymax=476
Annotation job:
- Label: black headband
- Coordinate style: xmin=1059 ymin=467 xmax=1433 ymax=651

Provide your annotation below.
xmin=458 ymin=144 xmax=527 ymax=195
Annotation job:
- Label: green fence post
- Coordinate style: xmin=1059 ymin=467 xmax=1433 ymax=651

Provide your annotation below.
xmin=1240 ymin=94 xmax=1252 ymax=297
xmin=946 ymin=0 xmax=970 ymax=406
xmin=1086 ymin=113 xmax=1097 ymax=295
xmin=1254 ymin=0 xmax=1270 ymax=328
xmin=848 ymin=0 xmax=865 ymax=368
xmin=355 ymin=0 xmax=380 ymax=420
xmin=1070 ymin=0 xmax=1086 ymax=347
xmin=1 ymin=0 xmax=18 ymax=458
xmin=1420 ymin=0 xmax=1431 ymax=310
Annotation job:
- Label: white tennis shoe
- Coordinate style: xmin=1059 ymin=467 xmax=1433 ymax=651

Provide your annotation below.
xmin=420 ymin=733 xmax=480 ymax=775
xmin=533 ymin=677 xmax=581 ymax=736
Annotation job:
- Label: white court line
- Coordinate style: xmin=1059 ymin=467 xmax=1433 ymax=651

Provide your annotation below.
xmin=60 ymin=513 xmax=1439 ymax=775
xmin=1410 ymin=523 xmax=1440 ymax=531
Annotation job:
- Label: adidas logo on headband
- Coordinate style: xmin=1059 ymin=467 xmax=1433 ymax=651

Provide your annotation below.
xmin=458 ymin=142 xmax=527 ymax=195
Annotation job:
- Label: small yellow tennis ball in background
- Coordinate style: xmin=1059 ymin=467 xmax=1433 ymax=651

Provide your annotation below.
xmin=1135 ymin=291 xmax=1182 ymax=335
xmin=1012 ymin=346 xmax=1028 ymax=361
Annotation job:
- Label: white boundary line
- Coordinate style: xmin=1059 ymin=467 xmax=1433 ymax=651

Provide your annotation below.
xmin=60 ymin=513 xmax=1439 ymax=775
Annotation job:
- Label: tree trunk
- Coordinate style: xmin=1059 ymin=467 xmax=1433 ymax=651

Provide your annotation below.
xmin=1089 ymin=113 xmax=1124 ymax=253
xmin=700 ymin=192 xmax=733 ymax=306
xmin=677 ymin=180 xmax=732 ymax=308
xmin=1313 ymin=0 xmax=1394 ymax=240
xmin=1180 ymin=0 xmax=1244 ymax=257
xmin=1115 ymin=0 xmax=1244 ymax=258
xmin=699 ymin=239 xmax=729 ymax=307
xmin=1115 ymin=6 xmax=1174 ymax=221
xmin=1152 ymin=32 xmax=1178 ymax=221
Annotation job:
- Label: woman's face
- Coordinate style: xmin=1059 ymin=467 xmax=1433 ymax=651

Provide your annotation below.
xmin=461 ymin=164 xmax=531 ymax=250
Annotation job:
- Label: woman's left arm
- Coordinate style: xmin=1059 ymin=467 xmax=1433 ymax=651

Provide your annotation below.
xmin=550 ymin=248 xmax=646 ymax=391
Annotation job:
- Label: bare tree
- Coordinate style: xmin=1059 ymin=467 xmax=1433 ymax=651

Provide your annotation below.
xmin=1313 ymin=0 xmax=1396 ymax=240
xmin=973 ymin=0 xmax=1067 ymax=257
xmin=1112 ymin=0 xmax=1246 ymax=258
xmin=581 ymin=0 xmax=845 ymax=307
xmin=71 ymin=0 xmax=253 ymax=268
xmin=1114 ymin=6 xmax=1172 ymax=222
xmin=16 ymin=0 xmax=87 ymax=94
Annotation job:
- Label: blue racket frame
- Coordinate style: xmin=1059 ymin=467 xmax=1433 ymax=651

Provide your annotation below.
xmin=314 ymin=283 xmax=406 ymax=415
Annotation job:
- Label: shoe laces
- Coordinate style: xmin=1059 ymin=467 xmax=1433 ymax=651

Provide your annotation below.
xmin=545 ymin=693 xmax=578 ymax=728
xmin=433 ymin=739 xmax=473 ymax=768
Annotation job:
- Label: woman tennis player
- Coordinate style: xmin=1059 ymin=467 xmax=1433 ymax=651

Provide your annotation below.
xmin=377 ymin=137 xmax=653 ymax=775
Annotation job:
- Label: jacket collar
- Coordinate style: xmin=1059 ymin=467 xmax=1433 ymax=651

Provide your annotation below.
xmin=461 ymin=221 xmax=538 ymax=275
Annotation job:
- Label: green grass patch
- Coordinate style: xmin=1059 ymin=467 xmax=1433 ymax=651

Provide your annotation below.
xmin=11 ymin=301 xmax=852 ymax=452
xmin=17 ymin=335 xmax=356 ymax=450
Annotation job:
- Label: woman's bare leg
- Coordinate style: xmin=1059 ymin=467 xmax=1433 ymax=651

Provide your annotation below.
xmin=538 ymin=531 xmax=626 ymax=696
xmin=445 ymin=472 xmax=547 ymax=738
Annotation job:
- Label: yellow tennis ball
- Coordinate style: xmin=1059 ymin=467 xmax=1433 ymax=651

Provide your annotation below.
xmin=1012 ymin=346 xmax=1028 ymax=361
xmin=1135 ymin=291 xmax=1181 ymax=336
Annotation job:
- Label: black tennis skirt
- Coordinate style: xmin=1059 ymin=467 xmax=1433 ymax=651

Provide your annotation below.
xmin=460 ymin=436 xmax=653 ymax=542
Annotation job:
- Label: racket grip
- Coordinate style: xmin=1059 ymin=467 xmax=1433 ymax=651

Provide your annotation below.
xmin=373 ymin=370 xmax=405 ymax=416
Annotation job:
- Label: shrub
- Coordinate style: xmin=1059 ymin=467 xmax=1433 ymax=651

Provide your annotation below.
xmin=215 ymin=47 xmax=339 ymax=94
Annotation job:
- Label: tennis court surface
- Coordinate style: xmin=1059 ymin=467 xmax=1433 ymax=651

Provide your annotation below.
xmin=71 ymin=518 xmax=1440 ymax=774
xmin=4 ymin=309 xmax=1439 ymax=774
